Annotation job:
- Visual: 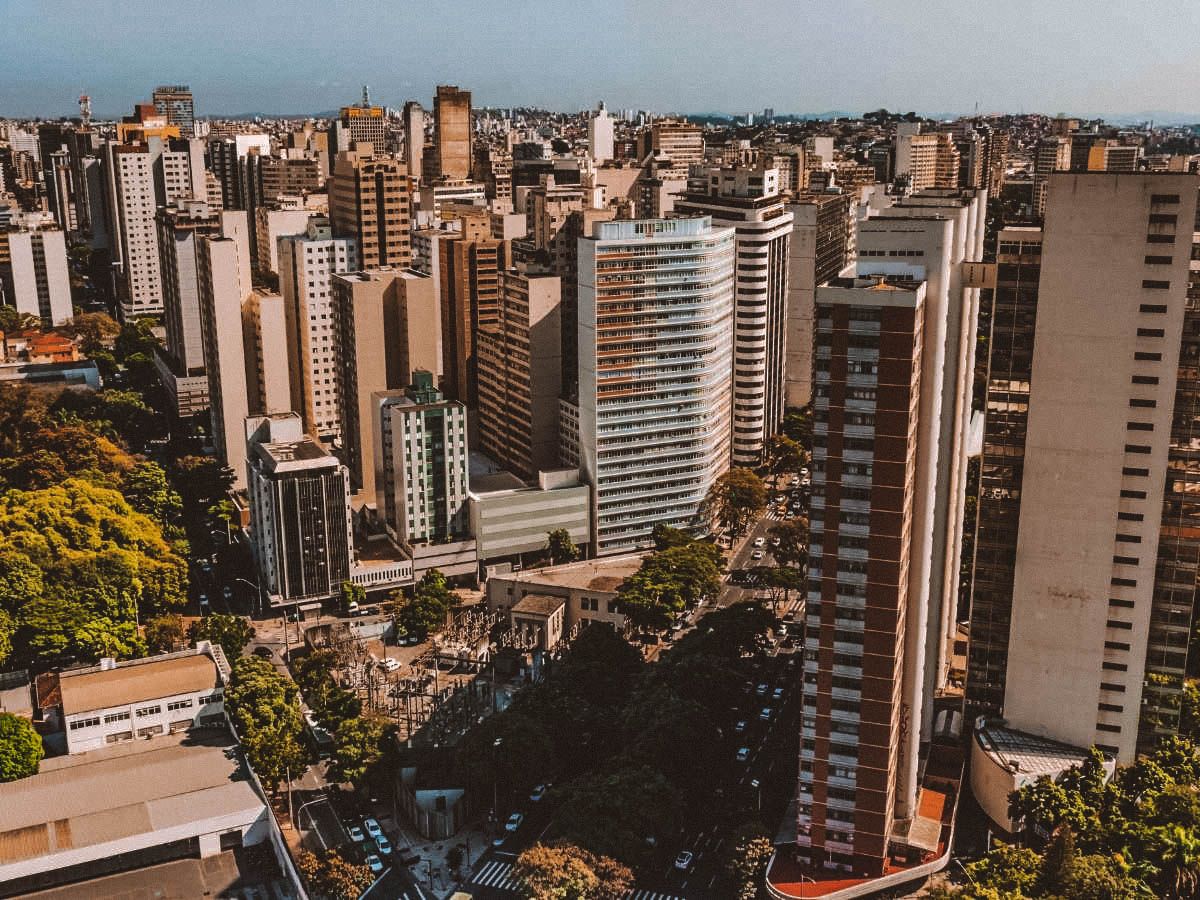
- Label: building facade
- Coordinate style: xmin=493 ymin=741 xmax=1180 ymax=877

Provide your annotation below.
xmin=329 ymin=146 xmax=412 ymax=269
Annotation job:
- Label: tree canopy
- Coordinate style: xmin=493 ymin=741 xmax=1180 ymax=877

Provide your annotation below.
xmin=0 ymin=712 xmax=44 ymax=782
xmin=547 ymin=528 xmax=581 ymax=565
xmin=513 ymin=842 xmax=634 ymax=900
xmin=701 ymin=468 xmax=767 ymax=537
xmin=616 ymin=538 xmax=723 ymax=629
xmin=224 ymin=656 xmax=307 ymax=793
xmin=188 ymin=614 xmax=256 ymax=661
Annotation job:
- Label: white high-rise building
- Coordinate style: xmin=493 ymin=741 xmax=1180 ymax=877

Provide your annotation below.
xmin=577 ymin=217 xmax=735 ymax=555
xmin=103 ymin=142 xmax=164 ymax=319
xmin=0 ymin=215 xmax=72 ymax=325
xmin=675 ymin=163 xmax=794 ymax=464
xmin=587 ymin=101 xmax=614 ymax=163
xmin=278 ymin=218 xmax=358 ymax=442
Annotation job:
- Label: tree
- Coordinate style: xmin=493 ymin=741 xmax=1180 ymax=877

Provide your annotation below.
xmin=297 ymin=849 xmax=374 ymax=900
xmin=64 ymin=311 xmax=119 ymax=356
xmin=224 ymin=656 xmax=307 ymax=793
xmin=0 ymin=307 xmax=40 ymax=333
xmin=701 ymin=468 xmax=767 ymax=537
xmin=761 ymin=566 xmax=804 ymax=608
xmin=144 ymin=613 xmax=185 ymax=653
xmin=617 ymin=540 xmax=723 ymax=630
xmin=329 ymin=715 xmax=394 ymax=786
xmin=781 ymin=407 xmax=812 ymax=447
xmin=188 ymin=614 xmax=256 ymax=660
xmin=1152 ymin=825 xmax=1200 ymax=899
xmin=513 ymin=843 xmax=598 ymax=899
xmin=122 ymin=461 xmax=182 ymax=528
xmin=763 ymin=434 xmax=805 ymax=479
xmin=769 ymin=518 xmax=808 ymax=569
xmin=961 ymin=843 xmax=1042 ymax=896
xmin=338 ymin=580 xmax=365 ymax=616
xmin=651 ymin=524 xmax=694 ymax=550
xmin=547 ymin=528 xmax=580 ymax=565
xmin=0 ymin=712 xmax=44 ymax=782
xmin=723 ymin=823 xmax=774 ymax=900
xmin=389 ymin=569 xmax=453 ymax=636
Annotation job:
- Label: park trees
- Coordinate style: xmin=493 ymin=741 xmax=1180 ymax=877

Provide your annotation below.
xmin=143 ymin=613 xmax=185 ymax=653
xmin=0 ymin=712 xmax=44 ymax=782
xmin=297 ymin=849 xmax=374 ymax=900
xmin=329 ymin=715 xmax=396 ymax=787
xmin=616 ymin=539 xmax=723 ymax=629
xmin=513 ymin=842 xmax=633 ymax=900
xmin=722 ymin=823 xmax=775 ymax=900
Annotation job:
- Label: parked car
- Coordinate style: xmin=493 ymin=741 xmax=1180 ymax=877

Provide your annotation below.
xmin=734 ymin=720 xmax=748 ymax=734
xmin=505 ymin=812 xmax=525 ymax=832
xmin=252 ymin=646 xmax=274 ymax=659
xmin=364 ymin=818 xmax=382 ymax=839
xmin=756 ymin=683 xmax=769 ymax=696
xmin=773 ymin=687 xmax=785 ymax=701
xmin=198 ymin=594 xmax=210 ymax=614
xmin=222 ymin=585 xmax=233 ymax=601
xmin=753 ymin=537 xmax=766 ymax=548
xmin=376 ymin=835 xmax=392 ymax=855
xmin=366 ymin=854 xmax=384 ymax=874
xmin=760 ymin=707 xmax=773 ymax=721
xmin=530 ymin=784 xmax=548 ymax=802
xmin=347 ymin=823 xmax=365 ymax=843
xmin=751 ymin=550 xmax=765 ymax=560
xmin=736 ymin=747 xmax=751 ymax=762
xmin=492 ymin=833 xmax=507 ymax=847
xmin=674 ymin=850 xmax=695 ymax=871
xmin=380 ymin=657 xmax=402 ymax=673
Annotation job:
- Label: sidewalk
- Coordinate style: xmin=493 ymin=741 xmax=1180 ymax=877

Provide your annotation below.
xmin=385 ymin=815 xmax=497 ymax=898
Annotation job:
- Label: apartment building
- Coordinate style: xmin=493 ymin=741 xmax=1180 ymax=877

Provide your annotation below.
xmin=329 ymin=145 xmax=412 ymax=268
xmin=577 ymin=217 xmax=735 ymax=554
xmin=895 ymin=131 xmax=960 ymax=193
xmin=0 ymin=215 xmax=72 ymax=325
xmin=103 ymin=142 xmax=164 ymax=319
xmin=254 ymin=206 xmax=311 ymax=275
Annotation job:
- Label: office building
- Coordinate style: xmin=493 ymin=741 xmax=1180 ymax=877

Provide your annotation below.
xmin=477 ymin=262 xmax=563 ymax=479
xmin=329 ymin=145 xmax=412 ymax=268
xmin=278 ymin=218 xmax=359 ymax=441
xmin=152 ymin=84 xmax=195 ymax=134
xmin=403 ymin=100 xmax=425 ymax=182
xmin=785 ymin=192 xmax=852 ymax=407
xmin=242 ymin=289 xmax=292 ymax=416
xmin=0 ymin=215 xmax=72 ymax=325
xmin=332 ymin=90 xmax=388 ymax=153
xmin=103 ymin=142 xmax=165 ymax=319
xmin=470 ymin=467 xmax=591 ymax=566
xmin=800 ymin=274 xmax=926 ymax=876
xmin=967 ymin=173 xmax=1200 ymax=763
xmin=588 ymin=101 xmax=614 ymax=163
xmin=433 ymin=85 xmax=472 ymax=181
xmin=158 ymin=136 xmax=207 ymax=205
xmin=638 ymin=119 xmax=703 ymax=176
xmin=578 ymin=217 xmax=735 ymax=555
xmin=374 ymin=372 xmax=470 ymax=545
xmin=246 ymin=412 xmax=353 ymax=608
xmin=1033 ymin=136 xmax=1071 ymax=217
xmin=675 ymin=164 xmax=794 ymax=464
xmin=332 ymin=267 xmax=439 ymax=499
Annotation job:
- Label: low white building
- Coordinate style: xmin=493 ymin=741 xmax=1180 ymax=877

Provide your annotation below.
xmin=469 ymin=465 xmax=590 ymax=566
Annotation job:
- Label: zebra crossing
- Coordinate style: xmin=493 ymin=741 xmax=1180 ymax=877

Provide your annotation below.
xmin=470 ymin=859 xmax=684 ymax=899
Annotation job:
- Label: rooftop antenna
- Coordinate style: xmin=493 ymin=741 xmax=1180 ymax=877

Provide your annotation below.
xmin=362 ymin=84 xmax=370 ymax=107
xmin=78 ymin=94 xmax=92 ymax=128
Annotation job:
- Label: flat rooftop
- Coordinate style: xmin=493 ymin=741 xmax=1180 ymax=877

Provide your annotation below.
xmin=975 ymin=722 xmax=1103 ymax=778
xmin=59 ymin=653 xmax=219 ymax=716
xmin=505 ymin=555 xmax=646 ymax=593
xmin=0 ymin=730 xmax=264 ymax=868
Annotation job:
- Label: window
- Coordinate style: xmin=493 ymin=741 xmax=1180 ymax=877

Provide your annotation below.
xmin=1134 ymin=352 xmax=1162 ymax=361
xmin=1100 ymin=681 xmax=1127 ymax=692
xmin=1119 ymin=490 xmax=1147 ymax=499
xmin=1144 ymin=257 xmax=1173 ymax=266
xmin=1105 ymin=641 xmax=1131 ymax=651
xmin=1107 ymin=619 xmax=1133 ymax=630
xmin=1137 ymin=328 xmax=1165 ymax=338
xmin=1151 ymin=194 xmax=1180 ymax=204
xmin=1148 ymin=214 xmax=1178 ymax=224
xmin=1124 ymin=445 xmax=1152 ymax=454
xmin=69 ymin=716 xmax=101 ymax=730
xmin=1096 ymin=722 xmax=1122 ymax=733
xmin=1115 ymin=534 xmax=1141 ymax=543
xmin=166 ymin=699 xmax=194 ymax=712
xmin=1121 ymin=467 xmax=1149 ymax=477
xmin=1103 ymin=661 xmax=1129 ymax=671
xmin=1132 ymin=375 xmax=1159 ymax=385
xmin=1142 ymin=280 xmax=1170 ymax=290
xmin=1140 ymin=303 xmax=1168 ymax=313
xmin=1147 ymin=234 xmax=1175 ymax=244
xmin=1111 ymin=577 xmax=1137 ymax=587
xmin=1117 ymin=512 xmax=1144 ymax=521
xmin=1112 ymin=556 xmax=1139 ymax=566
xmin=1099 ymin=703 xmax=1124 ymax=713
xmin=104 ymin=711 xmax=130 ymax=724
xmin=1127 ymin=422 xmax=1153 ymax=431
xmin=200 ymin=693 xmax=223 ymax=705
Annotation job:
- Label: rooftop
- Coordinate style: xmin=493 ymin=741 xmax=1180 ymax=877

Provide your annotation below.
xmin=505 ymin=554 xmax=646 ymax=593
xmin=511 ymin=594 xmax=567 ymax=617
xmin=59 ymin=652 xmax=220 ymax=716
xmin=975 ymin=721 xmax=1105 ymax=778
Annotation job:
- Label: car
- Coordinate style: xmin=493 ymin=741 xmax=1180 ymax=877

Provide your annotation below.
xmin=222 ymin=585 xmax=233 ymax=600
xmin=505 ymin=812 xmax=524 ymax=832
xmin=771 ymin=537 xmax=781 ymax=547
xmin=366 ymin=854 xmax=384 ymax=874
xmin=364 ymin=818 xmax=382 ymax=839
xmin=376 ymin=835 xmax=392 ymax=855
xmin=736 ymin=747 xmax=751 ymax=762
xmin=753 ymin=537 xmax=766 ymax=548
xmin=530 ymin=783 xmax=548 ymax=802
xmin=751 ymin=550 xmax=765 ymax=560
xmin=783 ymin=611 xmax=796 ymax=622
xmin=345 ymin=601 xmax=359 ymax=615
xmin=760 ymin=707 xmax=773 ymax=721
xmin=252 ymin=645 xmax=274 ymax=659
xmin=756 ymin=683 xmax=769 ymax=696
xmin=380 ymin=657 xmax=402 ymax=672
xmin=734 ymin=720 xmax=748 ymax=733
xmin=198 ymin=594 xmax=210 ymax=614
xmin=347 ymin=823 xmax=365 ymax=843
xmin=674 ymin=850 xmax=695 ymax=871
xmin=492 ymin=833 xmax=507 ymax=847
xmin=773 ymin=687 xmax=785 ymax=700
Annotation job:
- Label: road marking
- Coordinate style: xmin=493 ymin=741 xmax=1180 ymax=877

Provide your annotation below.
xmin=472 ymin=860 xmax=520 ymax=891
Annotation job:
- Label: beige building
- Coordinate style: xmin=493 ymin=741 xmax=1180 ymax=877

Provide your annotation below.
xmin=638 ymin=119 xmax=703 ymax=176
xmin=895 ymin=131 xmax=960 ymax=193
xmin=242 ymin=289 xmax=292 ymax=416
xmin=476 ymin=263 xmax=562 ymax=479
xmin=254 ymin=206 xmax=311 ymax=276
xmin=329 ymin=145 xmax=412 ymax=269
xmin=433 ymin=85 xmax=472 ymax=182
xmin=331 ymin=267 xmax=439 ymax=500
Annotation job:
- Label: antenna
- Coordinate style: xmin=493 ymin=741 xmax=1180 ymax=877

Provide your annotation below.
xmin=78 ymin=94 xmax=92 ymax=128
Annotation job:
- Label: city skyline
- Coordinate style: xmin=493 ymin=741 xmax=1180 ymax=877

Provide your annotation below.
xmin=2 ymin=0 xmax=1200 ymax=120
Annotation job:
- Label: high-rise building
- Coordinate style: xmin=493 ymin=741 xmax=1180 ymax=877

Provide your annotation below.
xmin=1033 ymin=136 xmax=1071 ymax=217
xmin=331 ymin=267 xmax=439 ymax=499
xmin=102 ymin=142 xmax=165 ymax=319
xmin=332 ymin=90 xmax=388 ymax=154
xmin=588 ymin=102 xmax=614 ymax=163
xmin=254 ymin=207 xmax=312 ymax=276
xmin=373 ymin=372 xmax=470 ymax=545
xmin=242 ymin=289 xmax=292 ymax=417
xmin=785 ymin=192 xmax=852 ymax=407
xmin=675 ymin=163 xmax=794 ymax=464
xmin=156 ymin=200 xmax=224 ymax=416
xmin=800 ymin=274 xmax=928 ymax=875
xmin=152 ymin=85 xmax=195 ymax=134
xmin=433 ymin=86 xmax=472 ymax=182
xmin=329 ymin=146 xmax=412 ymax=269
xmin=967 ymin=173 xmax=1200 ymax=762
xmin=477 ymin=262 xmax=563 ymax=479
xmin=577 ymin=217 xmax=735 ymax=555
xmin=278 ymin=219 xmax=359 ymax=441
xmin=246 ymin=412 xmax=353 ymax=608
xmin=637 ymin=119 xmax=703 ymax=176
xmin=894 ymin=131 xmax=960 ymax=193
xmin=0 ymin=214 xmax=72 ymax=325
xmin=403 ymin=101 xmax=425 ymax=183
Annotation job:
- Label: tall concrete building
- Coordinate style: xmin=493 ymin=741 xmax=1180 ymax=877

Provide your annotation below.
xmin=638 ymin=119 xmax=703 ymax=176
xmin=103 ymin=142 xmax=164 ymax=319
xmin=675 ymin=164 xmax=794 ymax=464
xmin=1033 ymin=135 xmax=1071 ymax=217
xmin=588 ymin=102 xmax=614 ymax=163
xmin=242 ymin=289 xmax=292 ymax=417
xmin=403 ymin=101 xmax=425 ymax=183
xmin=254 ymin=207 xmax=311 ymax=276
xmin=278 ymin=219 xmax=359 ymax=442
xmin=332 ymin=91 xmax=387 ymax=154
xmin=373 ymin=372 xmax=470 ymax=545
xmin=785 ymin=192 xmax=852 ymax=407
xmin=577 ymin=217 xmax=735 ymax=555
xmin=967 ymin=173 xmax=1200 ymax=762
xmin=246 ymin=413 xmax=353 ymax=608
xmin=433 ymin=86 xmax=472 ymax=182
xmin=329 ymin=145 xmax=412 ymax=269
xmin=800 ymin=274 xmax=927 ymax=876
xmin=895 ymin=131 xmax=960 ymax=193
xmin=331 ymin=267 xmax=439 ymax=500
xmin=477 ymin=262 xmax=563 ymax=479
xmin=0 ymin=216 xmax=72 ymax=325
xmin=152 ymin=85 xmax=195 ymax=134
xmin=156 ymin=200 xmax=223 ymax=416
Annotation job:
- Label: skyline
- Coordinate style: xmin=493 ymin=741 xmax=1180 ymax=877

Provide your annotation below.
xmin=2 ymin=0 xmax=1200 ymax=120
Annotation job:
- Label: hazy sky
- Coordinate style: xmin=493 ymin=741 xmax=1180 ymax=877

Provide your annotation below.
xmin=2 ymin=0 xmax=1199 ymax=119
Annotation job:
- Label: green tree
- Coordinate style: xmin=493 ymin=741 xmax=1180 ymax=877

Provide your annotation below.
xmin=144 ymin=613 xmax=185 ymax=653
xmin=781 ymin=407 xmax=812 ymax=446
xmin=651 ymin=524 xmax=694 ymax=550
xmin=723 ymin=822 xmax=774 ymax=900
xmin=224 ymin=656 xmax=306 ymax=793
xmin=701 ymin=468 xmax=767 ymax=537
xmin=547 ymin=528 xmax=580 ymax=565
xmin=188 ymin=613 xmax=256 ymax=660
xmin=0 ymin=712 xmax=44 ymax=782
xmin=963 ymin=842 xmax=1042 ymax=897
xmin=1151 ymin=824 xmax=1200 ymax=899
xmin=0 ymin=308 xmax=40 ymax=333
xmin=338 ymin=580 xmax=365 ymax=616
xmin=329 ymin=715 xmax=394 ymax=786
xmin=513 ymin=843 xmax=600 ymax=899
xmin=297 ymin=849 xmax=374 ymax=900
xmin=122 ymin=461 xmax=182 ymax=528
xmin=769 ymin=517 xmax=808 ymax=568
xmin=64 ymin=311 xmax=120 ymax=355
xmin=389 ymin=569 xmax=453 ymax=636
xmin=763 ymin=433 xmax=805 ymax=479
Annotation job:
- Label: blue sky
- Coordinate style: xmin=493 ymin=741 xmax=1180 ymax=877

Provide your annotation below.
xmin=2 ymin=0 xmax=1199 ymax=119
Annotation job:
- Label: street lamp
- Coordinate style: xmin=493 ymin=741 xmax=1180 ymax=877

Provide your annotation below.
xmin=750 ymin=778 xmax=762 ymax=811
xmin=492 ymin=738 xmax=503 ymax=828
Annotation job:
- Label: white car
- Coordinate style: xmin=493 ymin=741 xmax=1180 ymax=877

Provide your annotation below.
xmin=366 ymin=854 xmax=384 ymax=874
xmin=505 ymin=812 xmax=524 ymax=832
xmin=380 ymin=657 xmax=402 ymax=672
xmin=347 ymin=823 xmax=365 ymax=843
xmin=751 ymin=550 xmax=765 ymax=560
xmin=376 ymin=835 xmax=392 ymax=855
xmin=736 ymin=747 xmax=751 ymax=762
xmin=753 ymin=537 xmax=766 ymax=548
xmin=530 ymin=783 xmax=548 ymax=802
xmin=674 ymin=850 xmax=694 ymax=871
xmin=364 ymin=818 xmax=382 ymax=839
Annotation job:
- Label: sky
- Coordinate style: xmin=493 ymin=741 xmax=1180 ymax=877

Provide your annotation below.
xmin=2 ymin=0 xmax=1199 ymax=120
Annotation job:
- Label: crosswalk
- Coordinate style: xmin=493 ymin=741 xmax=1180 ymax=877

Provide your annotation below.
xmin=470 ymin=860 xmax=684 ymax=899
